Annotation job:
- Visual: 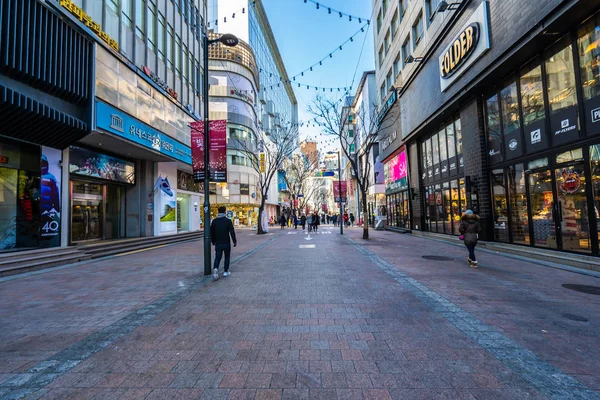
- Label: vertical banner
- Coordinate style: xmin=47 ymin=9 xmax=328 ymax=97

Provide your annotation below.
xmin=156 ymin=175 xmax=177 ymax=232
xmin=40 ymin=147 xmax=62 ymax=247
xmin=333 ymin=181 xmax=347 ymax=203
xmin=259 ymin=153 xmax=266 ymax=173
xmin=190 ymin=121 xmax=204 ymax=182
xmin=190 ymin=120 xmax=227 ymax=182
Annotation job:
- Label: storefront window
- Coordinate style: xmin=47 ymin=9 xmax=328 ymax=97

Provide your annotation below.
xmin=450 ymin=180 xmax=460 ymax=235
xmin=431 ymin=133 xmax=440 ymax=167
xmin=529 ymin=170 xmax=556 ymax=248
xmin=578 ymin=15 xmax=600 ymax=101
xmin=425 ymin=138 xmax=433 ymax=178
xmin=501 ymin=79 xmax=521 ymax=134
xmin=486 ymin=94 xmax=502 ymax=163
xmin=455 ymin=118 xmax=462 ymax=155
xmin=446 ymin=122 xmax=456 ymax=159
xmin=443 ymin=182 xmax=452 ymax=234
xmin=434 ymin=184 xmax=442 ymax=233
xmin=590 ymin=144 xmax=600 ymax=246
xmin=438 ymin=128 xmax=447 ymax=163
xmin=508 ymin=164 xmax=530 ymax=245
xmin=520 ymin=63 xmax=545 ymax=125
xmin=556 ymin=148 xmax=583 ymax=164
xmin=546 ymin=41 xmax=578 ymax=113
xmin=492 ymin=169 xmax=509 ymax=242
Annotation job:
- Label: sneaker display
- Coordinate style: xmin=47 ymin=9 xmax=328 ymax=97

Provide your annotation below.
xmin=212 ymin=268 xmax=219 ymax=280
xmin=223 ymin=271 xmax=231 ymax=277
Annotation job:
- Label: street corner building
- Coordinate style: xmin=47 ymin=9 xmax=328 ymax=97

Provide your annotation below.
xmin=0 ymin=0 xmax=207 ymax=255
xmin=372 ymin=0 xmax=600 ymax=257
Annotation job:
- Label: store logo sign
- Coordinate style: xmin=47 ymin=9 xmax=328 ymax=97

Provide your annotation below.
xmin=555 ymin=118 xmax=576 ymax=135
xmin=530 ymin=129 xmax=541 ymax=144
xmin=561 ymin=119 xmax=569 ymax=129
xmin=508 ymin=139 xmax=518 ymax=151
xmin=439 ymin=1 xmax=490 ymax=92
xmin=489 ymin=149 xmax=499 ymax=157
xmin=110 ymin=115 xmax=124 ymax=132
xmin=559 ymin=169 xmax=580 ymax=194
xmin=142 ymin=66 xmax=178 ymax=100
xmin=592 ymin=107 xmax=600 ymax=123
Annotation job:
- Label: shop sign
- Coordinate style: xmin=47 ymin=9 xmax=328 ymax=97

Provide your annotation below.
xmin=259 ymin=153 xmax=266 ymax=172
xmin=376 ymin=90 xmax=397 ymax=126
xmin=96 ymin=101 xmax=192 ymax=164
xmin=584 ymin=95 xmax=600 ymax=136
xmin=559 ymin=169 xmax=581 ymax=194
xmin=333 ymin=181 xmax=347 ymax=203
xmin=381 ymin=131 xmax=397 ymax=152
xmin=59 ymin=0 xmax=118 ymax=51
xmin=142 ymin=66 xmax=178 ymax=100
xmin=230 ymin=88 xmax=254 ymax=104
xmin=439 ymin=1 xmax=490 ymax=92
xmin=550 ymin=106 xmax=579 ymax=146
xmin=240 ymin=183 xmax=250 ymax=195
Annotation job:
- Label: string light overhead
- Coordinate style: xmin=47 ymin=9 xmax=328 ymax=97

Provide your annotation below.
xmin=302 ymin=0 xmax=370 ymax=24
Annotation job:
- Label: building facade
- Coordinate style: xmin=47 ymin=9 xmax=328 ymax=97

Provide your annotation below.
xmin=208 ymin=0 xmax=299 ymax=224
xmin=375 ymin=0 xmax=600 ymax=257
xmin=0 ymin=0 xmax=208 ymax=253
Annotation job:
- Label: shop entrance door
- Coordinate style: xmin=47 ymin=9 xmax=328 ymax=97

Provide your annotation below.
xmin=554 ymin=162 xmax=591 ymax=253
xmin=71 ymin=182 xmax=103 ymax=242
xmin=527 ymin=169 xmax=557 ymax=249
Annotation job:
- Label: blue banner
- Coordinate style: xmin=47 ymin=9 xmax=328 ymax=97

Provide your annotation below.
xmin=95 ymin=100 xmax=192 ymax=164
xmin=277 ymin=171 xmax=287 ymax=191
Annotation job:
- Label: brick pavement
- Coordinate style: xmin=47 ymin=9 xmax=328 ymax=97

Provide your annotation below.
xmin=0 ymin=225 xmax=599 ymax=399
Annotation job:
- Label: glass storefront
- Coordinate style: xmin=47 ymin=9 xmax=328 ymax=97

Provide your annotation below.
xmin=481 ymin=11 xmax=600 ymax=255
xmin=210 ymin=203 xmax=258 ymax=227
xmin=69 ymin=147 xmax=134 ymax=243
xmin=177 ymin=193 xmax=190 ymax=232
xmin=387 ymin=191 xmax=410 ymax=228
xmin=385 ymin=148 xmax=410 ymax=229
xmin=424 ymin=178 xmax=467 ymax=235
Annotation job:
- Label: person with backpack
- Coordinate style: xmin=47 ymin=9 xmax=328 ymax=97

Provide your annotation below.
xmin=459 ymin=209 xmax=481 ymax=268
xmin=210 ymin=206 xmax=237 ymax=280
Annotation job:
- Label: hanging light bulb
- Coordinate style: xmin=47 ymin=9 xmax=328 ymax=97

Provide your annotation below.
xmin=319 ymin=61 xmax=322 ymax=65
xmin=339 ymin=46 xmax=342 ymax=50
xmin=232 ymin=13 xmax=235 ymax=18
xmin=328 ymin=8 xmax=331 ymax=13
xmin=339 ymin=12 xmax=342 ymax=17
xmin=358 ymin=18 xmax=362 ymax=23
xmin=349 ymin=15 xmax=352 ymax=21
xmin=316 ymin=3 xmax=319 ymax=9
xmin=329 ymin=54 xmax=332 ymax=58
xmin=242 ymin=8 xmax=245 ymax=13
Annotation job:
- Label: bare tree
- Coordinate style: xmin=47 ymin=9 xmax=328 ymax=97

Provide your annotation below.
xmin=283 ymin=152 xmax=320 ymax=214
xmin=309 ymin=95 xmax=399 ymax=239
xmin=233 ymin=124 xmax=297 ymax=234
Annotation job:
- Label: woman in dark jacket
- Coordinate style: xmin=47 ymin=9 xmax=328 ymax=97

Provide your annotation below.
xmin=459 ymin=210 xmax=481 ymax=268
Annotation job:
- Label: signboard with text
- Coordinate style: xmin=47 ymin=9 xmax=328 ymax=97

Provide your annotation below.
xmin=190 ymin=120 xmax=228 ymax=182
xmin=333 ymin=181 xmax=347 ymax=203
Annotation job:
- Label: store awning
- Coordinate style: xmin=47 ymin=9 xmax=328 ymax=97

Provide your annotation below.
xmin=0 ymin=84 xmax=88 ymax=149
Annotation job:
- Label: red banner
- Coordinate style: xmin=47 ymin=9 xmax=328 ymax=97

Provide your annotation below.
xmin=333 ymin=181 xmax=347 ymax=203
xmin=190 ymin=120 xmax=227 ymax=182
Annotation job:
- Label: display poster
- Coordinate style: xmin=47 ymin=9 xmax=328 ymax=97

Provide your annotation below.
xmin=240 ymin=183 xmax=250 ymax=195
xmin=156 ymin=176 xmax=176 ymax=232
xmin=333 ymin=181 xmax=347 ymax=203
xmin=373 ymin=145 xmax=384 ymax=184
xmin=190 ymin=120 xmax=227 ymax=182
xmin=384 ymin=150 xmax=408 ymax=195
xmin=277 ymin=171 xmax=287 ymax=191
xmin=40 ymin=147 xmax=62 ymax=247
xmin=69 ymin=146 xmax=135 ymax=184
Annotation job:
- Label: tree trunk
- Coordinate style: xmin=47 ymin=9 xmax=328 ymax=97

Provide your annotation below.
xmin=257 ymin=197 xmax=266 ymax=235
xmin=361 ymin=187 xmax=369 ymax=240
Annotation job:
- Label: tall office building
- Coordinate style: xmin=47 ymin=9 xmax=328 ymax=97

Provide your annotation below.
xmin=0 ymin=0 xmax=208 ymax=253
xmin=208 ymin=0 xmax=298 ymax=221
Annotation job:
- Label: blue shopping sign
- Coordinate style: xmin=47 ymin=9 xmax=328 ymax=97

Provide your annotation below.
xmin=95 ymin=100 xmax=192 ymax=164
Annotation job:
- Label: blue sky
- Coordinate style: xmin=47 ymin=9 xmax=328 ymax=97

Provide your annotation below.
xmin=261 ymin=0 xmax=375 ymax=151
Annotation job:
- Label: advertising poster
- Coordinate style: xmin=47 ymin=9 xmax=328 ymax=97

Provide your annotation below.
xmin=384 ymin=150 xmax=408 ymax=195
xmin=156 ymin=176 xmax=177 ymax=232
xmin=69 ymin=146 xmax=135 ymax=184
xmin=333 ymin=181 xmax=347 ymax=203
xmin=373 ymin=146 xmax=384 ymax=184
xmin=277 ymin=171 xmax=287 ymax=191
xmin=190 ymin=120 xmax=227 ymax=182
xmin=40 ymin=147 xmax=62 ymax=247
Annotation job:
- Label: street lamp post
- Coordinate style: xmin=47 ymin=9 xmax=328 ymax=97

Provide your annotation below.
xmin=327 ymin=151 xmax=343 ymax=235
xmin=202 ymin=31 xmax=239 ymax=276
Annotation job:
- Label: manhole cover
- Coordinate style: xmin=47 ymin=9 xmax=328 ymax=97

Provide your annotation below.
xmin=562 ymin=284 xmax=600 ymax=295
xmin=562 ymin=313 xmax=589 ymax=322
xmin=422 ymin=255 xmax=454 ymax=261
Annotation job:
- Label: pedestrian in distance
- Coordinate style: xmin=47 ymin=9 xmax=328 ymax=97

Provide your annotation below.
xmin=307 ymin=213 xmax=313 ymax=233
xmin=350 ymin=213 xmax=355 ymax=227
xmin=343 ymin=212 xmax=349 ymax=227
xmin=210 ymin=206 xmax=237 ymax=280
xmin=280 ymin=214 xmax=286 ymax=229
xmin=293 ymin=214 xmax=298 ymax=229
xmin=459 ymin=209 xmax=481 ymax=268
xmin=313 ymin=212 xmax=320 ymax=232
xmin=300 ymin=214 xmax=306 ymax=230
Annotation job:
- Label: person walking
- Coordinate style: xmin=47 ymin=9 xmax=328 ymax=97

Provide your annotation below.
xmin=307 ymin=213 xmax=313 ymax=233
xmin=459 ymin=209 xmax=481 ymax=268
xmin=280 ymin=214 xmax=286 ymax=229
xmin=313 ymin=212 xmax=320 ymax=232
xmin=293 ymin=214 xmax=298 ymax=229
xmin=210 ymin=206 xmax=237 ymax=280
xmin=300 ymin=214 xmax=306 ymax=230
xmin=350 ymin=213 xmax=355 ymax=227
xmin=343 ymin=212 xmax=349 ymax=227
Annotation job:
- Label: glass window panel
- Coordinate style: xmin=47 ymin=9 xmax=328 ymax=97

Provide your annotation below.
xmin=122 ymin=0 xmax=133 ymax=26
xmin=486 ymin=94 xmax=501 ymax=140
xmin=529 ymin=170 xmax=557 ymax=248
xmin=578 ymin=14 xmax=600 ymax=100
xmin=451 ymin=180 xmax=461 ymax=235
xmin=556 ymin=148 xmax=583 ymax=164
xmin=546 ymin=40 xmax=577 ymax=114
xmin=528 ymin=158 xmax=548 ymax=170
xmin=590 ymin=144 xmax=600 ymax=248
xmin=443 ymin=182 xmax=452 ymax=234
xmin=431 ymin=134 xmax=440 ymax=165
xmin=508 ymin=164 xmax=530 ymax=245
xmin=520 ymin=63 xmax=546 ymax=125
xmin=446 ymin=122 xmax=456 ymax=158
xmin=425 ymin=138 xmax=432 ymax=168
xmin=500 ymin=79 xmax=521 ymax=133
xmin=148 ymin=5 xmax=156 ymax=50
xmin=421 ymin=142 xmax=427 ymax=171
xmin=438 ymin=128 xmax=447 ymax=162
xmin=455 ymin=118 xmax=462 ymax=155
xmin=434 ymin=185 xmax=442 ymax=233
xmin=135 ymin=0 xmax=145 ymax=37
xmin=492 ymin=169 xmax=509 ymax=242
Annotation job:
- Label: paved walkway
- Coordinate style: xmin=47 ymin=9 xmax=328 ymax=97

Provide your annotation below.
xmin=0 ymin=226 xmax=599 ymax=399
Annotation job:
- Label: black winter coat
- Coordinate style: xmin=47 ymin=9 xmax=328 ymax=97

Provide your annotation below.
xmin=459 ymin=213 xmax=481 ymax=246
xmin=210 ymin=215 xmax=237 ymax=245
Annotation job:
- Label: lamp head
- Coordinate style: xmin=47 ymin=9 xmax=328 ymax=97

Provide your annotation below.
xmin=219 ymin=33 xmax=239 ymax=47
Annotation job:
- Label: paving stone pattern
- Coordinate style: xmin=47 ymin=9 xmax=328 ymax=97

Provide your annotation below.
xmin=0 ymin=226 xmax=599 ymax=399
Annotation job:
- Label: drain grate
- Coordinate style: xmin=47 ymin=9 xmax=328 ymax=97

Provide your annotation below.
xmin=562 ymin=284 xmax=600 ymax=296
xmin=422 ymin=255 xmax=454 ymax=261
xmin=562 ymin=313 xmax=589 ymax=322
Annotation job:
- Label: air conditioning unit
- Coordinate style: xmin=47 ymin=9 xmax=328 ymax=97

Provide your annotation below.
xmin=258 ymin=90 xmax=266 ymax=105
xmin=266 ymin=100 xmax=275 ymax=117
xmin=262 ymin=114 xmax=271 ymax=135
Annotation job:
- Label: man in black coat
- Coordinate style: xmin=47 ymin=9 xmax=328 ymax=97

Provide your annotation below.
xmin=210 ymin=206 xmax=237 ymax=280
